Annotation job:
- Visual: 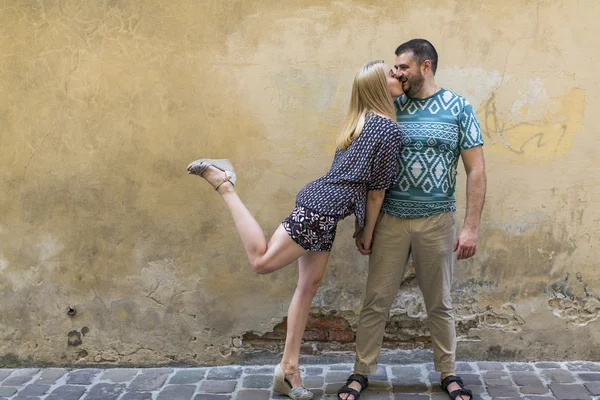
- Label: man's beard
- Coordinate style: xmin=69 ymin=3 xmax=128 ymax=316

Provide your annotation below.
xmin=405 ymin=74 xmax=425 ymax=97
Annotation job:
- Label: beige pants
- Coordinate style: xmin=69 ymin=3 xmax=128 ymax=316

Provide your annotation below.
xmin=354 ymin=211 xmax=456 ymax=375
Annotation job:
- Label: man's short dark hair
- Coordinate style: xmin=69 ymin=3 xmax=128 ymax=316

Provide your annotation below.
xmin=395 ymin=39 xmax=438 ymax=74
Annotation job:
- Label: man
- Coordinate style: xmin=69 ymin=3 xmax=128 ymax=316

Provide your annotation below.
xmin=338 ymin=39 xmax=486 ymax=400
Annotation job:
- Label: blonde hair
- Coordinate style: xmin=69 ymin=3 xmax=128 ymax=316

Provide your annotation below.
xmin=336 ymin=60 xmax=396 ymax=150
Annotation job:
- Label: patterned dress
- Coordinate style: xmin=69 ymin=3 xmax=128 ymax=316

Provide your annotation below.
xmin=282 ymin=112 xmax=402 ymax=251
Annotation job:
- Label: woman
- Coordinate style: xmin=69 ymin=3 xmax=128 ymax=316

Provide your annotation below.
xmin=187 ymin=60 xmax=403 ymax=400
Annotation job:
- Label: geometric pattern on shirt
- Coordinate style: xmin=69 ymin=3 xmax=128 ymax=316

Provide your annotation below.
xmin=384 ymin=89 xmax=483 ymax=219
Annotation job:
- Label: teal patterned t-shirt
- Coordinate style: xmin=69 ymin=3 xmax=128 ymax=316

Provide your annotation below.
xmin=382 ymin=88 xmax=483 ymax=218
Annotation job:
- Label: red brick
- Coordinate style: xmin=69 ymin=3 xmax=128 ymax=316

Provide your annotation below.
xmin=414 ymin=336 xmax=431 ymax=343
xmin=261 ymin=330 xmax=287 ymax=340
xmin=274 ymin=318 xmax=288 ymax=330
xmin=305 ymin=315 xmax=351 ymax=330
xmin=300 ymin=344 xmax=315 ymax=355
xmin=316 ymin=342 xmax=356 ymax=352
xmin=328 ymin=330 xmax=355 ymax=342
xmin=303 ymin=329 xmax=327 ymax=341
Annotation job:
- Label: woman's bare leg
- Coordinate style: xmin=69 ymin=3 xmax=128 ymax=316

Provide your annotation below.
xmin=198 ymin=165 xmax=307 ymax=273
xmin=280 ymin=251 xmax=330 ymax=387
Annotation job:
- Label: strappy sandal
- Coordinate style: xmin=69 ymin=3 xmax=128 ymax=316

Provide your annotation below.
xmin=337 ymin=373 xmax=368 ymax=400
xmin=273 ymin=364 xmax=313 ymax=400
xmin=187 ymin=158 xmax=237 ymax=190
xmin=440 ymin=375 xmax=472 ymax=400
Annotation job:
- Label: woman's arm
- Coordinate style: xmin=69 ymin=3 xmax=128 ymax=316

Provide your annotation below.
xmin=357 ymin=189 xmax=386 ymax=253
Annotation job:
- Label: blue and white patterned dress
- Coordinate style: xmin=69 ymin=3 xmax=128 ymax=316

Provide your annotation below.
xmin=282 ymin=112 xmax=402 ymax=251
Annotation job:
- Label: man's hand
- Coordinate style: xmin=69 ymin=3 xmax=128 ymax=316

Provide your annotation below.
xmin=454 ymin=228 xmax=478 ymax=259
xmin=354 ymin=228 xmax=373 ymax=255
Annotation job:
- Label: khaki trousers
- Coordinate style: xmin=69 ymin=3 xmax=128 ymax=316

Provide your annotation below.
xmin=354 ymin=211 xmax=457 ymax=374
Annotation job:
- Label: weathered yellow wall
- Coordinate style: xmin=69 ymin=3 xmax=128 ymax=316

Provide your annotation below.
xmin=1 ymin=0 xmax=599 ymax=365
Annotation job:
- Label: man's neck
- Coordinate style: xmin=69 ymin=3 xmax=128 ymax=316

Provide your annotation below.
xmin=411 ymin=79 xmax=440 ymax=99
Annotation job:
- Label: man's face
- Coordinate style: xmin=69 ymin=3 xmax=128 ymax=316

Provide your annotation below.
xmin=394 ymin=51 xmax=425 ymax=97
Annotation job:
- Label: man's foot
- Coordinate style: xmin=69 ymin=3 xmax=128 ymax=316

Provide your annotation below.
xmin=337 ymin=374 xmax=368 ymax=400
xmin=440 ymin=375 xmax=472 ymax=400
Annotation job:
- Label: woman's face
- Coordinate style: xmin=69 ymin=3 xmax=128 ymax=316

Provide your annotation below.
xmin=383 ymin=63 xmax=404 ymax=97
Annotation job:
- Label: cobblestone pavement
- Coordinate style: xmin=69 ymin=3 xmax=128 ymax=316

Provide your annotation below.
xmin=1 ymin=362 xmax=600 ymax=400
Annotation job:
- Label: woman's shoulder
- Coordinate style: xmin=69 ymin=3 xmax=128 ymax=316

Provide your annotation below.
xmin=367 ymin=113 xmax=401 ymax=137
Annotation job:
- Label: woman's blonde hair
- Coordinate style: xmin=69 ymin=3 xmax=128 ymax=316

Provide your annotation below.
xmin=336 ymin=60 xmax=395 ymax=150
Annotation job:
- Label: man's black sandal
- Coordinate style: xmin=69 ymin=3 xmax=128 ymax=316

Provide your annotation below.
xmin=337 ymin=374 xmax=369 ymax=400
xmin=440 ymin=376 xmax=472 ymax=400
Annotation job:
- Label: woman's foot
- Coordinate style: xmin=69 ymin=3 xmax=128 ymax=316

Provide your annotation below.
xmin=273 ymin=364 xmax=312 ymax=400
xmin=187 ymin=159 xmax=236 ymax=192
xmin=198 ymin=165 xmax=234 ymax=193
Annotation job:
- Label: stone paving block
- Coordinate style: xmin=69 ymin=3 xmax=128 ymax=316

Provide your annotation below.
xmin=391 ymin=366 xmax=422 ymax=380
xmin=169 ymin=369 xmax=207 ymax=384
xmin=477 ymin=362 xmax=505 ymax=371
xmin=324 ymin=383 xmax=344 ymax=394
xmin=512 ymin=371 xmax=545 ymax=386
xmin=428 ymin=371 xmax=441 ymax=384
xmin=486 ymin=385 xmax=520 ymax=397
xmin=305 ymin=367 xmax=323 ymax=376
xmin=303 ymin=375 xmax=324 ymax=389
xmin=578 ymin=373 xmax=600 ymax=381
xmin=519 ymin=385 xmax=550 ymax=394
xmin=523 ymin=397 xmax=556 ymax=400
xmin=391 ymin=383 xmax=428 ymax=394
xmin=13 ymin=395 xmax=46 ymax=400
xmin=507 ymin=363 xmax=535 ymax=371
xmin=549 ymin=383 xmax=592 ymax=399
xmin=194 ymin=395 xmax=231 ymax=400
xmin=199 ymin=380 xmax=237 ymax=394
xmin=236 ymin=389 xmax=271 ymax=400
xmin=0 ymin=370 xmax=14 ymax=381
xmin=484 ymin=370 xmax=509 ymax=378
xmin=156 ymin=384 xmax=196 ymax=400
xmin=584 ymin=382 xmax=600 ymax=395
xmin=329 ymin=365 xmax=353 ymax=371
xmin=566 ymin=362 xmax=600 ymax=372
xmin=66 ymin=369 xmax=102 ymax=385
xmin=243 ymin=367 xmax=274 ymax=375
xmin=242 ymin=375 xmax=273 ymax=389
xmin=535 ymin=362 xmax=562 ymax=369
xmin=326 ymin=371 xmax=354 ymax=383
xmin=370 ymin=365 xmax=388 ymax=381
xmin=19 ymin=383 xmax=51 ymax=396
xmin=46 ymin=384 xmax=87 ymax=400
xmin=542 ymin=369 xmax=575 ymax=383
xmin=129 ymin=369 xmax=172 ymax=391
xmin=121 ymin=393 xmax=153 ymax=400
xmin=101 ymin=368 xmax=139 ymax=383
xmin=83 ymin=383 xmax=126 ymax=400
xmin=37 ymin=368 xmax=67 ymax=384
xmin=484 ymin=378 xmax=513 ymax=386
xmin=457 ymin=374 xmax=484 ymax=386
xmin=2 ymin=376 xmax=34 ymax=386
xmin=359 ymin=389 xmax=391 ymax=400
xmin=0 ymin=386 xmax=18 ymax=397
xmin=207 ymin=367 xmax=242 ymax=380
xmin=393 ymin=395 xmax=429 ymax=400
xmin=456 ymin=362 xmax=475 ymax=372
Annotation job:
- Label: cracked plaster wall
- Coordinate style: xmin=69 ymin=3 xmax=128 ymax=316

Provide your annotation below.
xmin=1 ymin=0 xmax=599 ymax=366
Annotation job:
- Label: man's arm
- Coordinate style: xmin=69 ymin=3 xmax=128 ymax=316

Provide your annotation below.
xmin=455 ymin=145 xmax=486 ymax=259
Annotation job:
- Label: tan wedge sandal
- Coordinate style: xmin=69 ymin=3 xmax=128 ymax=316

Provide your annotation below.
xmin=187 ymin=158 xmax=237 ymax=190
xmin=273 ymin=364 xmax=313 ymax=400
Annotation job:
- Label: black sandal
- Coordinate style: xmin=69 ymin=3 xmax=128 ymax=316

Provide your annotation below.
xmin=337 ymin=374 xmax=368 ymax=400
xmin=440 ymin=376 xmax=472 ymax=400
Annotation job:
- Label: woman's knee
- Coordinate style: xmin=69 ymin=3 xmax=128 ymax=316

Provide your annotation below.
xmin=296 ymin=277 xmax=322 ymax=297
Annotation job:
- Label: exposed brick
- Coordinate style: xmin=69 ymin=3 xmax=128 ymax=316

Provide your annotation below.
xmin=414 ymin=336 xmax=431 ymax=343
xmin=303 ymin=330 xmax=327 ymax=341
xmin=315 ymin=342 xmax=356 ymax=352
xmin=328 ymin=330 xmax=354 ymax=342
xmin=259 ymin=330 xmax=287 ymax=340
xmin=305 ymin=315 xmax=351 ymax=330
